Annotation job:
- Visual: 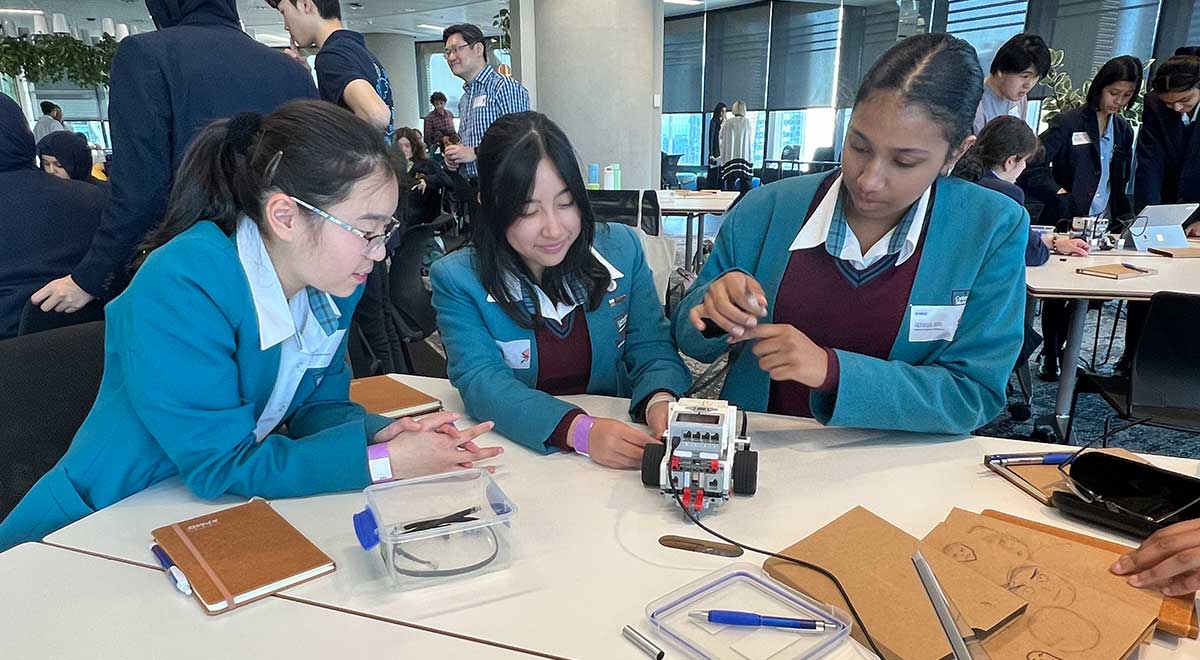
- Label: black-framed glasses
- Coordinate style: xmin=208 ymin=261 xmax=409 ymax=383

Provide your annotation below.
xmin=290 ymin=196 xmax=398 ymax=257
xmin=443 ymin=42 xmax=474 ymax=58
xmin=1057 ymin=439 xmax=1200 ymax=524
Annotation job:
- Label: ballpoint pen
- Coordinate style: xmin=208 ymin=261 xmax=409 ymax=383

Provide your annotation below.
xmin=688 ymin=610 xmax=838 ymax=631
xmin=1121 ymin=262 xmax=1152 ymax=273
xmin=151 ymin=544 xmax=192 ymax=596
xmin=984 ymin=452 xmax=1073 ymax=466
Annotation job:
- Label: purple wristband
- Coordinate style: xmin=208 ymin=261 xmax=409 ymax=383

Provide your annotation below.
xmin=572 ymin=415 xmax=595 ymax=456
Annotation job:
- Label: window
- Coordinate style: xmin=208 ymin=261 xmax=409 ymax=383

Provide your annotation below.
xmin=661 ymin=113 xmax=704 ymax=166
xmin=1049 ymin=0 xmax=1160 ymax=87
xmin=703 ymin=3 xmax=771 ymax=111
xmin=940 ymin=0 xmax=1031 ymax=74
xmin=664 ymin=15 xmax=705 ymax=114
xmin=65 ymin=121 xmax=110 ymax=150
xmin=745 ymin=110 xmax=767 ymax=167
xmin=767 ymin=108 xmax=837 ymax=162
xmin=768 ymin=2 xmax=841 ymax=110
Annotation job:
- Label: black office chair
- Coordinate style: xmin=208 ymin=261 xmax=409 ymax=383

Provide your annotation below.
xmin=0 ymin=321 xmax=105 ymax=522
xmin=1068 ymin=292 xmax=1200 ymax=445
xmin=18 ymin=299 xmax=105 ymax=337
xmin=661 ymin=152 xmax=684 ymax=189
xmin=587 ymin=189 xmax=662 ymax=235
xmin=387 ymin=217 xmax=451 ymax=377
xmin=720 ymin=158 xmax=753 ymax=193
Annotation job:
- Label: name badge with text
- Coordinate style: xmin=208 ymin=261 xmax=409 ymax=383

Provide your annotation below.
xmin=909 ymin=305 xmax=966 ymax=343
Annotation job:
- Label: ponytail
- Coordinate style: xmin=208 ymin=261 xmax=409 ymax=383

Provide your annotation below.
xmin=136 ymin=100 xmax=395 ymax=268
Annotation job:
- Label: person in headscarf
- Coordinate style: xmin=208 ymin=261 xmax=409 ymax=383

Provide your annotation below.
xmin=37 ymin=132 xmax=108 ymax=190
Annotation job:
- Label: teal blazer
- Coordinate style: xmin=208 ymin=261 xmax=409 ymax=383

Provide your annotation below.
xmin=673 ymin=173 xmax=1028 ymax=435
xmin=430 ymin=223 xmax=692 ymax=453
xmin=0 ymin=222 xmax=391 ymax=552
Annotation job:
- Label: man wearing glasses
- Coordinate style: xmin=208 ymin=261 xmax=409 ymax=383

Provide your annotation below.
xmin=441 ymin=23 xmax=530 ymax=182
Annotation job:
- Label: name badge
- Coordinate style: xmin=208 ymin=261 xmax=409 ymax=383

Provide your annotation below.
xmin=1071 ymin=131 xmax=1092 ymax=146
xmin=472 ymin=94 xmax=488 ymax=109
xmin=909 ymin=305 xmax=966 ymax=343
xmin=495 ymin=338 xmax=531 ymax=369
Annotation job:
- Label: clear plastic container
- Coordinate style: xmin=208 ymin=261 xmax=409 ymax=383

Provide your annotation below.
xmin=646 ymin=563 xmax=851 ymax=660
xmin=352 ymin=469 xmax=516 ymax=588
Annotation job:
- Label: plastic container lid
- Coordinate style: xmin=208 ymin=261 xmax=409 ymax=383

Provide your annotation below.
xmin=646 ymin=562 xmax=851 ymax=660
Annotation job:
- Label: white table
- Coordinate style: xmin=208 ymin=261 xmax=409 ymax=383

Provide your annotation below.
xmin=0 ymin=542 xmax=544 ymax=659
xmin=1025 ymin=250 xmax=1200 ymax=441
xmin=41 ymin=376 xmax=1200 ymax=659
xmin=657 ymin=190 xmax=740 ymax=272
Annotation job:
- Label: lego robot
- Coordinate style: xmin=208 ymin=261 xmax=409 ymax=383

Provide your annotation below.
xmin=641 ymin=398 xmax=757 ymax=515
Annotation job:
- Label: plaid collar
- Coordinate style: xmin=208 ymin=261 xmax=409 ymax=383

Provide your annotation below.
xmin=486 ymin=247 xmax=624 ymax=324
xmin=235 ymin=216 xmax=341 ymax=350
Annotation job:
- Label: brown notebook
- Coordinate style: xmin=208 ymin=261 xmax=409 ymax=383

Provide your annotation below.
xmin=1076 ymin=263 xmax=1157 ymax=279
xmin=1149 ymin=247 xmax=1200 ymax=258
xmin=349 ymin=375 xmax=443 ymax=418
xmin=152 ymin=500 xmax=335 ymax=614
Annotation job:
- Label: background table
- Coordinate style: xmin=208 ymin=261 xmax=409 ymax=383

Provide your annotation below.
xmin=657 ymin=190 xmax=739 ymax=272
xmin=0 ymin=542 xmax=548 ymax=659
xmin=40 ymin=375 xmax=1200 ymax=659
xmin=1025 ymin=250 xmax=1200 ymax=440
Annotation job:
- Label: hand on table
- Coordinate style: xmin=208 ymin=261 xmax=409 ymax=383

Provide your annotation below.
xmin=31 ymin=275 xmax=95 ymax=313
xmin=373 ymin=411 xmax=501 ymax=478
xmin=578 ymin=417 xmax=658 ymax=469
xmin=1111 ymin=518 xmax=1200 ymax=596
xmin=646 ymin=400 xmax=670 ymax=439
xmin=1044 ymin=234 xmax=1090 ymax=256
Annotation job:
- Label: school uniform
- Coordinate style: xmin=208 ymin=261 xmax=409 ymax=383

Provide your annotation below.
xmin=673 ymin=171 xmax=1028 ymax=435
xmin=0 ymin=219 xmax=392 ymax=552
xmin=1020 ymin=107 xmax=1133 ymax=225
xmin=430 ymin=223 xmax=692 ymax=453
xmin=977 ymin=170 xmax=1049 ymax=266
xmin=1135 ymin=92 xmax=1200 ymax=211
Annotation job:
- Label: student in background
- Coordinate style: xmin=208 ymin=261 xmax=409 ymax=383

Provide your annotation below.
xmin=707 ymin=102 xmax=727 ymax=187
xmin=31 ymin=0 xmax=317 ymax=316
xmin=1120 ymin=54 xmax=1200 ymax=373
xmin=1017 ymin=56 xmax=1139 ymax=379
xmin=424 ymin=91 xmax=456 ymax=153
xmin=719 ymin=100 xmax=754 ymax=166
xmin=0 ymin=101 xmax=501 ymax=553
xmin=955 ymin=116 xmax=1089 ymax=266
xmin=32 ymin=101 xmax=67 ymax=143
xmin=0 ymin=94 xmax=106 ymax=340
xmin=37 ymin=132 xmax=109 ymax=190
xmin=396 ymin=127 xmax=451 ymax=226
xmin=973 ymin=34 xmax=1051 ymax=134
xmin=441 ymin=23 xmax=530 ymax=181
xmin=674 ymin=33 xmax=1028 ymax=436
xmin=432 ymin=112 xmax=691 ymax=467
xmin=271 ymin=0 xmax=394 ymax=141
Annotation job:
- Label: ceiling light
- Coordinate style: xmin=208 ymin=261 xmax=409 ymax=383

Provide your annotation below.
xmin=417 ymin=23 xmax=446 ymax=31
xmin=0 ymin=8 xmax=45 ymax=14
xmin=664 ymin=0 xmax=703 ymax=6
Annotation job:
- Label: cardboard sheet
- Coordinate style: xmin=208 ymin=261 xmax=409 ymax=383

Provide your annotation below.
xmin=763 ymin=507 xmax=1027 ymax=660
xmin=922 ymin=509 xmax=1159 ymax=660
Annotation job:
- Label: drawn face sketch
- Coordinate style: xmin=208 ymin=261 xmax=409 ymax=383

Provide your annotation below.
xmin=967 ymin=525 xmax=1032 ymax=562
xmin=1026 ymin=652 xmax=1065 ymax=660
xmin=943 ymin=542 xmax=978 ymax=562
xmin=1028 ymin=607 xmax=1100 ymax=652
xmin=1007 ymin=565 xmax=1077 ymax=606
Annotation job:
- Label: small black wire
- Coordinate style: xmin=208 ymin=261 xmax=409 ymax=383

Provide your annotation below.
xmin=665 ymin=434 xmax=884 ymax=658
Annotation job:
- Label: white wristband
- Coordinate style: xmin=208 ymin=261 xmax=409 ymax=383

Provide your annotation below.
xmin=367 ymin=443 xmax=393 ymax=483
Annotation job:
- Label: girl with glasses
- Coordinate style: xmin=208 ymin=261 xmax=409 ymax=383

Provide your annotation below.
xmin=0 ymin=101 xmax=501 ymax=552
xmin=431 ymin=112 xmax=691 ymax=469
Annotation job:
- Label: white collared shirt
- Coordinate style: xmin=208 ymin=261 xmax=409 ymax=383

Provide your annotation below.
xmin=236 ymin=217 xmax=346 ymax=441
xmin=485 ymin=247 xmax=625 ymax=323
xmin=788 ymin=174 xmax=932 ymax=270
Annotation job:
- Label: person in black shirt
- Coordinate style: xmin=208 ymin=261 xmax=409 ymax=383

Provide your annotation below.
xmin=0 ymin=93 xmax=106 ymax=339
xmin=30 ymin=0 xmax=317 ymax=314
xmin=272 ymin=0 xmax=394 ymax=141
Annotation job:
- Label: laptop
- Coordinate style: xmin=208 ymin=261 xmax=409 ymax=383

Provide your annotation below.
xmin=1123 ymin=203 xmax=1198 ymax=251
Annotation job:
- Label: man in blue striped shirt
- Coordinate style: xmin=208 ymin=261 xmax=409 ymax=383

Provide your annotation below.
xmin=442 ymin=23 xmax=530 ymax=181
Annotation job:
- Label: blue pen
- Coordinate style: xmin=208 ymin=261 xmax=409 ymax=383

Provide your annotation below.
xmin=151 ymin=544 xmax=192 ymax=596
xmin=689 ymin=610 xmax=838 ymax=631
xmin=985 ymin=452 xmax=1073 ymax=466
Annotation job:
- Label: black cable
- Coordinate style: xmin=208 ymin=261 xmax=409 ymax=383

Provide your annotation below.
xmin=665 ymin=436 xmax=884 ymax=659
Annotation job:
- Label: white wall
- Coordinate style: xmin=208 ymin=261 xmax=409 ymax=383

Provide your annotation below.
xmin=364 ymin=33 xmax=420 ymax=131
xmin=521 ymin=0 xmax=664 ymax=190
